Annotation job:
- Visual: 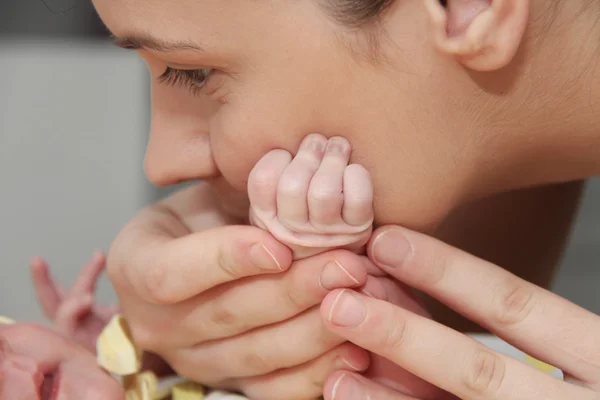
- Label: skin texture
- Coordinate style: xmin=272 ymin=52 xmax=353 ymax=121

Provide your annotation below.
xmin=0 ymin=323 xmax=125 ymax=399
xmin=30 ymin=252 xmax=174 ymax=377
xmin=248 ymin=134 xmax=447 ymax=397
xmin=30 ymin=252 xmax=118 ymax=354
xmin=90 ymin=0 xmax=598 ymax=229
xmin=248 ymin=134 xmax=374 ymax=259
xmin=321 ymin=225 xmax=600 ymax=400
xmin=83 ymin=0 xmax=599 ymax=398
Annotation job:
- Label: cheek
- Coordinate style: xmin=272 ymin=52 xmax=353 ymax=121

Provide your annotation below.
xmin=208 ymin=103 xmax=309 ymax=192
xmin=60 ymin=360 xmax=125 ymax=399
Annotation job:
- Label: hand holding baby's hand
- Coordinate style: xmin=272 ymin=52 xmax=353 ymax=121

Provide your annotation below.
xmin=30 ymin=251 xmax=119 ymax=353
xmin=248 ymin=134 xmax=374 ymax=259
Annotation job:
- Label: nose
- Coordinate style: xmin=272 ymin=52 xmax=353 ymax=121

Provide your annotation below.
xmin=144 ymin=86 xmax=220 ymax=186
xmin=144 ymin=130 xmax=219 ymax=186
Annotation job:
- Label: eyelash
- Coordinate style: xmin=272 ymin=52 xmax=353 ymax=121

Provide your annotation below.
xmin=157 ymin=67 xmax=213 ymax=95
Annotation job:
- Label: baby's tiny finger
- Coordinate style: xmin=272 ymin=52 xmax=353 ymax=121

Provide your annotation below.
xmin=248 ymin=149 xmax=292 ymax=214
xmin=72 ymin=251 xmax=107 ymax=296
xmin=30 ymin=256 xmax=62 ymax=319
xmin=55 ymin=294 xmax=94 ymax=335
xmin=308 ymin=137 xmax=350 ymax=229
xmin=342 ymin=164 xmax=374 ymax=227
xmin=277 ymin=133 xmax=328 ymax=229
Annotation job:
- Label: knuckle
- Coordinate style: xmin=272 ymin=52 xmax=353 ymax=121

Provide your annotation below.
xmin=279 ymin=178 xmax=306 ymax=200
xmin=177 ymin=363 xmax=221 ymax=387
xmin=345 ymin=194 xmax=372 ymax=210
xmin=241 ymin=349 xmax=275 ymax=375
xmin=307 ymin=370 xmax=327 ymax=397
xmin=249 ymin=167 xmax=277 ymax=193
xmin=413 ymin=245 xmax=448 ymax=288
xmin=463 ymin=349 xmax=505 ymax=396
xmin=208 ymin=297 xmax=239 ymax=330
xmin=309 ymin=186 xmax=339 ymax=205
xmin=143 ymin=262 xmax=173 ymax=304
xmin=495 ymin=281 xmax=535 ymax=326
xmin=217 ymin=244 xmax=242 ymax=279
xmin=382 ymin=318 xmax=409 ymax=352
xmin=284 ymin=285 xmax=309 ymax=312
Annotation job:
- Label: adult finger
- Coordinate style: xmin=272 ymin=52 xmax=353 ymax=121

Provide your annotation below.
xmin=29 ymin=256 xmax=63 ymax=319
xmin=171 ymin=307 xmax=347 ymax=382
xmin=163 ymin=250 xmax=370 ymax=346
xmin=234 ymin=343 xmax=370 ymax=400
xmin=324 ymin=371 xmax=420 ymax=400
xmin=368 ymin=226 xmax=600 ymax=384
xmin=322 ymin=290 xmax=596 ymax=400
xmin=108 ymin=225 xmax=292 ymax=304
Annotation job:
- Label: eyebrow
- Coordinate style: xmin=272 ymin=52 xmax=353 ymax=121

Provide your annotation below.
xmin=109 ymin=32 xmax=205 ymax=53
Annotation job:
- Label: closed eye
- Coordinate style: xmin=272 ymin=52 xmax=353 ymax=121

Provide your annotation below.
xmin=157 ymin=67 xmax=213 ymax=95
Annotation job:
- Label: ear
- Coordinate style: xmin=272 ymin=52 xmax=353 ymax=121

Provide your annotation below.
xmin=424 ymin=0 xmax=530 ymax=71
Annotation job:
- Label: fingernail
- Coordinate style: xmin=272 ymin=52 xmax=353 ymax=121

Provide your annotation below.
xmin=331 ymin=373 xmax=368 ymax=400
xmin=372 ymin=229 xmax=411 ymax=268
xmin=249 ymin=243 xmax=283 ymax=271
xmin=320 ymin=261 xmax=360 ymax=290
xmin=339 ymin=357 xmax=365 ymax=371
xmin=328 ymin=290 xmax=366 ymax=328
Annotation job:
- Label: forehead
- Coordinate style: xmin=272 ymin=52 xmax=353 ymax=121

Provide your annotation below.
xmin=92 ymin=0 xmax=293 ymax=46
xmin=92 ymin=0 xmax=226 ymax=39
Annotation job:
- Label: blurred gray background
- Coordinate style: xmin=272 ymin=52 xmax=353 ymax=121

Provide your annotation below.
xmin=0 ymin=1 xmax=598 ymax=325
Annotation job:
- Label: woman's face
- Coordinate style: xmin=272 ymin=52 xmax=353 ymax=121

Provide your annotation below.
xmin=0 ymin=323 xmax=124 ymax=399
xmin=93 ymin=0 xmax=498 ymax=230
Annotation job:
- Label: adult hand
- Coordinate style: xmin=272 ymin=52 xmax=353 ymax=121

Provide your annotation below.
xmin=321 ymin=226 xmax=600 ymax=400
xmin=106 ymin=183 xmax=376 ymax=399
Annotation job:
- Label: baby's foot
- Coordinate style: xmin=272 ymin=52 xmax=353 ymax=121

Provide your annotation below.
xmin=30 ymin=251 xmax=120 ymax=353
xmin=248 ymin=134 xmax=374 ymax=259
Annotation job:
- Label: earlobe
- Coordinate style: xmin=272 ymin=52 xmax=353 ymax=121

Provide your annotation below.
xmin=424 ymin=0 xmax=530 ymax=71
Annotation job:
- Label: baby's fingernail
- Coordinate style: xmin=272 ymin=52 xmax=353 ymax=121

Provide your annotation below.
xmin=331 ymin=373 xmax=368 ymax=400
xmin=372 ymin=229 xmax=411 ymax=268
xmin=320 ymin=261 xmax=360 ymax=290
xmin=249 ymin=243 xmax=283 ymax=271
xmin=328 ymin=290 xmax=366 ymax=328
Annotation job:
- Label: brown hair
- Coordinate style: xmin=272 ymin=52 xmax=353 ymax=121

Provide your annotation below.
xmin=325 ymin=0 xmax=395 ymax=27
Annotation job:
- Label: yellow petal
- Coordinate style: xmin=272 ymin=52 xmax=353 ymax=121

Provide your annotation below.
xmin=171 ymin=381 xmax=206 ymax=400
xmin=96 ymin=315 xmax=142 ymax=375
xmin=0 ymin=316 xmax=15 ymax=324
xmin=524 ymin=355 xmax=557 ymax=373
